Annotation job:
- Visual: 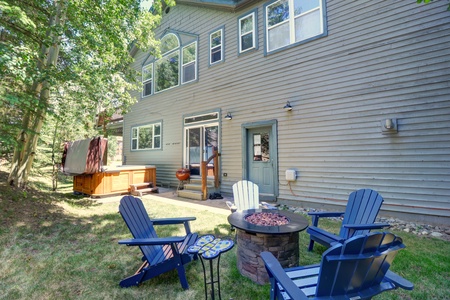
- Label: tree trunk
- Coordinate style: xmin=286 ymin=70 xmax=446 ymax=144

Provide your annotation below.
xmin=8 ymin=0 xmax=68 ymax=188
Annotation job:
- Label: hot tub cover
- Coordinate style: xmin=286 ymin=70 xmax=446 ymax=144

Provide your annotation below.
xmin=62 ymin=137 xmax=107 ymax=175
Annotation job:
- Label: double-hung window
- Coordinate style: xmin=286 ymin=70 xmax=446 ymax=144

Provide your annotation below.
xmin=131 ymin=123 xmax=161 ymax=150
xmin=265 ymin=0 xmax=325 ymax=52
xmin=142 ymin=64 xmax=153 ymax=97
xmin=210 ymin=28 xmax=224 ymax=65
xmin=182 ymin=42 xmax=197 ymax=83
xmin=239 ymin=12 xmax=256 ymax=53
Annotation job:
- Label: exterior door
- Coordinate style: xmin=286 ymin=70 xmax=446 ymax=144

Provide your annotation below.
xmin=185 ymin=125 xmax=218 ymax=176
xmin=247 ymin=126 xmax=276 ymax=198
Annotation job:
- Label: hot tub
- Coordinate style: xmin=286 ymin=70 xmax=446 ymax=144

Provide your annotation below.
xmin=73 ymin=165 xmax=156 ymax=197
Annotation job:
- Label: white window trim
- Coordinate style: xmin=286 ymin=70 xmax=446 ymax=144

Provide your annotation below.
xmin=210 ymin=28 xmax=224 ymax=65
xmin=265 ymin=0 xmax=325 ymax=53
xmin=142 ymin=32 xmax=198 ymax=98
xmin=181 ymin=41 xmax=197 ymax=84
xmin=142 ymin=64 xmax=153 ymax=97
xmin=155 ymin=49 xmax=180 ymax=94
xmin=239 ymin=12 xmax=256 ymax=53
xmin=131 ymin=122 xmax=162 ymax=151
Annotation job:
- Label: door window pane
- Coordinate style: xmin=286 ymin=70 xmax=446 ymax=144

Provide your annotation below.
xmin=253 ymin=133 xmax=270 ymax=161
xmin=261 ymin=132 xmax=270 ymax=162
xmin=187 ymin=128 xmax=201 ymax=175
xmin=205 ymin=126 xmax=218 ymax=161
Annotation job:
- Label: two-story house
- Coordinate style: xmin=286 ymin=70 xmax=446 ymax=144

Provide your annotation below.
xmin=123 ymin=0 xmax=450 ymax=225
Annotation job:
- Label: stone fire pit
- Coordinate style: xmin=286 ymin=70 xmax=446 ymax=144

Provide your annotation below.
xmin=245 ymin=212 xmax=290 ymax=226
xmin=227 ymin=209 xmax=308 ymax=284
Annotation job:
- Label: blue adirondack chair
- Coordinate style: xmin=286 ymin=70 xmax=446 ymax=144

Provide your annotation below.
xmin=261 ymin=232 xmax=414 ymax=300
xmin=118 ymin=195 xmax=198 ymax=289
xmin=307 ymin=189 xmax=390 ymax=251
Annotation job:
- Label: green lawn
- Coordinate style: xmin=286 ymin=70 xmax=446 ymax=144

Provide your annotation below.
xmin=0 ymin=173 xmax=449 ymax=299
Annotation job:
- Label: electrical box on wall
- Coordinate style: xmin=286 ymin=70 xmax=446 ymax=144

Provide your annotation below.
xmin=285 ymin=169 xmax=297 ymax=181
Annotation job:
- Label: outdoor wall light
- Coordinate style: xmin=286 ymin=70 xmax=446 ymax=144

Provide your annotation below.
xmin=381 ymin=118 xmax=398 ymax=134
xmin=224 ymin=112 xmax=233 ymax=120
xmin=283 ymin=101 xmax=293 ymax=111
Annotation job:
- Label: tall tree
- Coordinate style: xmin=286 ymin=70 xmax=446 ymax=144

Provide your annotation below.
xmin=0 ymin=0 xmax=170 ymax=188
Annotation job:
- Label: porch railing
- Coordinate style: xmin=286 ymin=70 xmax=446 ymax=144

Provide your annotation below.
xmin=200 ymin=147 xmax=220 ymax=200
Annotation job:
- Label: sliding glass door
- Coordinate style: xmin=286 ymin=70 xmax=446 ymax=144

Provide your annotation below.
xmin=185 ymin=124 xmax=218 ymax=176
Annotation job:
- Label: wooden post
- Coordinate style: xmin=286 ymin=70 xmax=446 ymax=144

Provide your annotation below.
xmin=201 ymin=161 xmax=207 ymax=200
xmin=214 ymin=149 xmax=220 ymax=188
xmin=201 ymin=147 xmax=220 ymax=200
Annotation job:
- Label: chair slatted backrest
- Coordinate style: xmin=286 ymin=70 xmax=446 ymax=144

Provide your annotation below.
xmin=232 ymin=180 xmax=259 ymax=211
xmin=119 ymin=196 xmax=162 ymax=264
xmin=316 ymin=232 xmax=404 ymax=297
xmin=339 ymin=189 xmax=384 ymax=238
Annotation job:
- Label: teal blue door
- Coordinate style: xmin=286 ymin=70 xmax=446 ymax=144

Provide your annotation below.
xmin=247 ymin=127 xmax=275 ymax=198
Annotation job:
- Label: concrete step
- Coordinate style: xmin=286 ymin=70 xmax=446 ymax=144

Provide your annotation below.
xmin=131 ymin=187 xmax=159 ymax=197
xmin=184 ymin=183 xmax=214 ymax=191
xmin=189 ymin=178 xmax=215 ymax=186
xmin=177 ymin=189 xmax=204 ymax=200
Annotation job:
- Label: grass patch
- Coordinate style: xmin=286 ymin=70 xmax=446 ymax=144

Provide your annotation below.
xmin=0 ymin=168 xmax=449 ymax=299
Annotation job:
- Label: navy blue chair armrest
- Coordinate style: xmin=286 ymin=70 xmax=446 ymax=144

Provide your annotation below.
xmin=152 ymin=217 xmax=196 ymax=234
xmin=341 ymin=223 xmax=391 ymax=238
xmin=385 ymin=270 xmax=414 ymax=290
xmin=118 ymin=236 xmax=186 ymax=246
xmin=308 ymin=211 xmax=344 ymax=226
xmin=343 ymin=223 xmax=390 ymax=230
xmin=261 ymin=252 xmax=309 ymax=300
xmin=308 ymin=211 xmax=344 ymax=217
xmin=152 ymin=217 xmax=196 ymax=225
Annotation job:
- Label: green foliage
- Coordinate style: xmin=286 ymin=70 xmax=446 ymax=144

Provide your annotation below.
xmin=155 ymin=52 xmax=179 ymax=92
xmin=0 ymin=174 xmax=449 ymax=299
xmin=417 ymin=0 xmax=450 ymax=10
xmin=0 ymin=0 xmax=170 ymax=184
xmin=106 ymin=135 xmax=118 ymax=162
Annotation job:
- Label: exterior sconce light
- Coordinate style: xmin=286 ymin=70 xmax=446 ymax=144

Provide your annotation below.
xmin=283 ymin=101 xmax=293 ymax=111
xmin=224 ymin=112 xmax=232 ymax=120
xmin=381 ymin=118 xmax=398 ymax=134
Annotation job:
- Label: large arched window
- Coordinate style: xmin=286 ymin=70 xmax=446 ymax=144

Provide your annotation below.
xmin=142 ymin=32 xmax=197 ymax=97
xmin=155 ymin=33 xmax=180 ymax=92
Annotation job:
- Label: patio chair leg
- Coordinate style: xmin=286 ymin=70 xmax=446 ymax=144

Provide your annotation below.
xmin=308 ymin=239 xmax=315 ymax=251
xmin=177 ymin=265 xmax=189 ymax=290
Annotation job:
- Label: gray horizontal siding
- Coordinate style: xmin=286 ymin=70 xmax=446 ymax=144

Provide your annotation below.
xmin=124 ymin=0 xmax=450 ymax=223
